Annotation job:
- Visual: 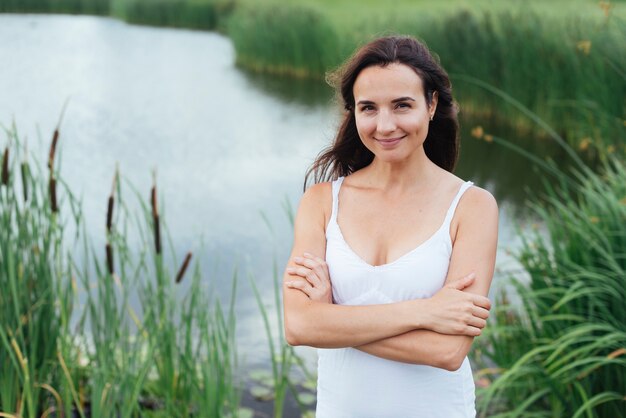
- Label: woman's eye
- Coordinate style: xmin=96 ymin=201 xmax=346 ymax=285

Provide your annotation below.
xmin=395 ymin=102 xmax=411 ymax=109
xmin=360 ymin=105 xmax=375 ymax=112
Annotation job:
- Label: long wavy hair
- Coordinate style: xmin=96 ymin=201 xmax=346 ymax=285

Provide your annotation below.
xmin=304 ymin=35 xmax=459 ymax=189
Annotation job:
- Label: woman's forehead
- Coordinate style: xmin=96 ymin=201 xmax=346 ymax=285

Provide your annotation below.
xmin=353 ymin=63 xmax=425 ymax=102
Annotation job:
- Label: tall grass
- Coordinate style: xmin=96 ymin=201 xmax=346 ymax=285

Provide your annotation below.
xmin=227 ymin=3 xmax=345 ymax=79
xmin=109 ymin=0 xmax=234 ymax=31
xmin=0 ymin=0 xmax=109 ymax=14
xmin=468 ymin=81 xmax=626 ymax=416
xmin=226 ymin=1 xmax=626 ymax=149
xmin=0 ymin=123 xmax=241 ymax=417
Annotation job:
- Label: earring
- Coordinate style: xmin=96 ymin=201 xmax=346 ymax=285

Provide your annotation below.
xmin=430 ymin=114 xmax=434 ymax=121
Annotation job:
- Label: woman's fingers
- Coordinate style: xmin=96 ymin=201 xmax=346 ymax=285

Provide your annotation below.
xmin=464 ymin=326 xmax=482 ymax=337
xmin=287 ymin=265 xmax=321 ymax=287
xmin=467 ymin=316 xmax=487 ymax=330
xmin=471 ymin=294 xmax=492 ymax=311
xmin=294 ymin=255 xmax=329 ymax=283
xmin=472 ymin=306 xmax=490 ymax=320
xmin=285 ymin=280 xmax=312 ymax=297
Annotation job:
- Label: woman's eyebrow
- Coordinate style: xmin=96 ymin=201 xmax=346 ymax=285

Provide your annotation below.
xmin=391 ymin=96 xmax=416 ymax=103
xmin=356 ymin=97 xmax=416 ymax=105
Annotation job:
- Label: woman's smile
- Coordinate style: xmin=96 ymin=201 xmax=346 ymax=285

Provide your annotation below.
xmin=374 ymin=135 xmax=406 ymax=148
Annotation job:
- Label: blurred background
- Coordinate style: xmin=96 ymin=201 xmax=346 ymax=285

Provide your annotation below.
xmin=1 ymin=0 xmax=624 ymax=417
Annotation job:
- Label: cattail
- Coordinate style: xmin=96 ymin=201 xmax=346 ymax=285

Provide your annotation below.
xmin=49 ymin=176 xmax=58 ymax=213
xmin=48 ymin=129 xmax=59 ymax=171
xmin=175 ymin=252 xmax=193 ymax=284
xmin=106 ymin=196 xmax=114 ymax=233
xmin=21 ymin=140 xmax=29 ymax=202
xmin=1 ymin=147 xmax=8 ymax=186
xmin=106 ymin=170 xmax=117 ymax=234
xmin=151 ymin=170 xmax=161 ymax=254
xmin=106 ymin=243 xmax=114 ymax=276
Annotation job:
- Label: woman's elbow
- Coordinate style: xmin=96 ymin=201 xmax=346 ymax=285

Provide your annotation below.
xmin=437 ymin=345 xmax=467 ymax=371
xmin=285 ymin=325 xmax=302 ymax=346
xmin=284 ymin=314 xmax=308 ymax=346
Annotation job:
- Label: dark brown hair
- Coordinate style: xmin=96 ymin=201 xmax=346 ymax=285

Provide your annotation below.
xmin=304 ymin=35 xmax=459 ymax=189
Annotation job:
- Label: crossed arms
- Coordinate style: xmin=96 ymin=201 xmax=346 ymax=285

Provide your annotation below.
xmin=282 ymin=182 xmax=498 ymax=371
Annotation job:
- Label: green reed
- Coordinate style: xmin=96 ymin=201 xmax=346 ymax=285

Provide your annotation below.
xmin=109 ymin=0 xmax=232 ymax=31
xmin=0 ymin=123 xmax=241 ymax=417
xmin=227 ymin=1 xmax=625 ymax=150
xmin=467 ymin=82 xmax=626 ymax=416
xmin=0 ymin=0 xmax=110 ymax=14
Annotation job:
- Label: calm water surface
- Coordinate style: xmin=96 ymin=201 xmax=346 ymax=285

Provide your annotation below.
xmin=0 ymin=14 xmax=551 ymax=366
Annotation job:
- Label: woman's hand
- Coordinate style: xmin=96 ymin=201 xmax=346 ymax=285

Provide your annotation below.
xmin=285 ymin=252 xmax=332 ymax=304
xmin=421 ymin=273 xmax=491 ymax=337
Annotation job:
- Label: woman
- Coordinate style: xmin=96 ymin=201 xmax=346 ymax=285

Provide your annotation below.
xmin=282 ymin=35 xmax=498 ymax=417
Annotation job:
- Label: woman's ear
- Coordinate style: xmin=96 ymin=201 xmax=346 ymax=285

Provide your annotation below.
xmin=430 ymin=90 xmax=439 ymax=118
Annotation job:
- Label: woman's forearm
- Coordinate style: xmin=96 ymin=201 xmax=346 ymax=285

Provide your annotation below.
xmin=354 ymin=330 xmax=474 ymax=371
xmin=284 ymin=292 xmax=429 ymax=348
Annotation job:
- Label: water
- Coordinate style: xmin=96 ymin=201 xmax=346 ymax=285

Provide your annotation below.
xmin=0 ymin=14 xmax=555 ymax=367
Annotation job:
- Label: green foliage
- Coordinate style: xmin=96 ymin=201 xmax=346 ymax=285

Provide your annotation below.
xmin=110 ymin=0 xmax=232 ymax=31
xmin=0 ymin=0 xmax=110 ymax=14
xmin=227 ymin=3 xmax=346 ymax=79
xmin=470 ymin=84 xmax=626 ymax=416
xmin=476 ymin=159 xmax=626 ymax=417
xmin=0 ymin=124 xmax=240 ymax=416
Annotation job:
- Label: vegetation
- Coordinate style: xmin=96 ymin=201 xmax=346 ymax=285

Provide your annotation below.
xmin=469 ymin=79 xmax=625 ymax=416
xmin=2 ymin=1 xmax=626 ymax=416
xmin=3 ymin=0 xmax=623 ymax=152
xmin=0 ymin=123 xmax=241 ymax=417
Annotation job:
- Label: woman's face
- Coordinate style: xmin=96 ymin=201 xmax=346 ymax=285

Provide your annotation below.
xmin=353 ymin=63 xmax=437 ymax=163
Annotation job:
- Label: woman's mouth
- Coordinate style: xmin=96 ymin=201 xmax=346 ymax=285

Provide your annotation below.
xmin=375 ymin=135 xmax=406 ymax=148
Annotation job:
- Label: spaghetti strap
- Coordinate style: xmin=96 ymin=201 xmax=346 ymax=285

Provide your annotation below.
xmin=329 ymin=177 xmax=345 ymax=224
xmin=442 ymin=181 xmax=474 ymax=227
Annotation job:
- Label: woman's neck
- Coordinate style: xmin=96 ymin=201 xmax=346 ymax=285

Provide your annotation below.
xmin=359 ymin=150 xmax=440 ymax=193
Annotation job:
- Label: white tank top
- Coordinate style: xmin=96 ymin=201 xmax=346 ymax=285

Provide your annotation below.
xmin=316 ymin=176 xmax=476 ymax=418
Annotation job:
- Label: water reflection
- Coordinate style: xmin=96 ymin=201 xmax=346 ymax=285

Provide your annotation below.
xmin=240 ymin=68 xmax=334 ymax=108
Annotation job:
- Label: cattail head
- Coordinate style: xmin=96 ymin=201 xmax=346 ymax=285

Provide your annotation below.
xmin=1 ymin=147 xmax=9 ymax=186
xmin=48 ymin=129 xmax=59 ymax=171
xmin=106 ymin=170 xmax=117 ymax=234
xmin=106 ymin=243 xmax=114 ymax=276
xmin=49 ymin=176 xmax=58 ymax=213
xmin=175 ymin=252 xmax=193 ymax=284
xmin=21 ymin=140 xmax=29 ymax=202
xmin=151 ymin=169 xmax=161 ymax=254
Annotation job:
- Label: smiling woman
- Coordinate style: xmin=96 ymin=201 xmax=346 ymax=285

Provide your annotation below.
xmin=282 ymin=35 xmax=498 ymax=418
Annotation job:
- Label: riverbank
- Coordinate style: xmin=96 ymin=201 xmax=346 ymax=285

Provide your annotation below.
xmin=3 ymin=0 xmax=625 ymax=157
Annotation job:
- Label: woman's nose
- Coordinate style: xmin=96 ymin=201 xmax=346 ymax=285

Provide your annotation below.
xmin=376 ymin=109 xmax=396 ymax=134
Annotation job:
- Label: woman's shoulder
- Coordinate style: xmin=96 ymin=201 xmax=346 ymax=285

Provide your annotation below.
xmin=298 ymin=181 xmax=334 ymax=227
xmin=457 ymin=181 xmax=499 ymax=222
xmin=440 ymin=170 xmax=497 ymax=209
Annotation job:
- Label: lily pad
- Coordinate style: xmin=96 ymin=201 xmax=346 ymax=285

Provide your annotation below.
xmin=237 ymin=407 xmax=255 ymax=418
xmin=298 ymin=392 xmax=317 ymax=406
xmin=250 ymin=385 xmax=274 ymax=401
xmin=302 ymin=378 xmax=317 ymax=391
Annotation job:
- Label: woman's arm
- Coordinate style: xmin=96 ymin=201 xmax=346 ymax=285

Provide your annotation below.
xmin=283 ymin=183 xmax=492 ymax=349
xmin=354 ymin=187 xmax=499 ymax=370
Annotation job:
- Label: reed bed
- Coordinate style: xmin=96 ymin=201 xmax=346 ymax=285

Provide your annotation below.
xmin=109 ymin=0 xmax=232 ymax=31
xmin=0 ymin=0 xmax=109 ymax=14
xmin=3 ymin=0 xmax=624 ymax=148
xmin=0 ymin=124 xmax=242 ymax=417
xmin=226 ymin=1 xmax=626 ymax=150
xmin=469 ymin=84 xmax=626 ymax=416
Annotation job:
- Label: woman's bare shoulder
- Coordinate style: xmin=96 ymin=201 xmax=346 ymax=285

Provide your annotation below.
xmin=458 ymin=185 xmax=499 ymax=221
xmin=297 ymin=181 xmax=334 ymax=229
